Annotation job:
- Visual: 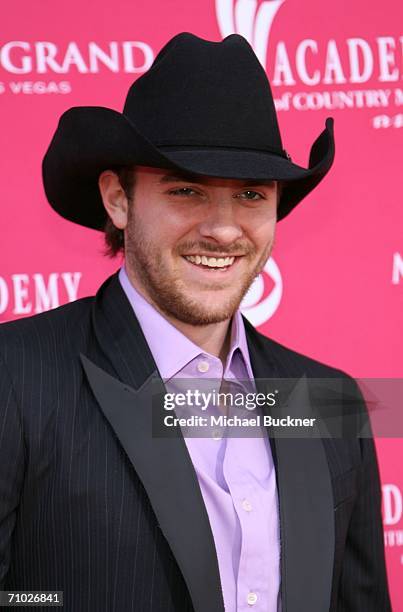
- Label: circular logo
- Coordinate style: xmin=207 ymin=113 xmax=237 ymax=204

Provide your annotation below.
xmin=240 ymin=257 xmax=283 ymax=326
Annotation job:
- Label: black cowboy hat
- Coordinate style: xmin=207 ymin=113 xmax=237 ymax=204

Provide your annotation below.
xmin=42 ymin=32 xmax=335 ymax=230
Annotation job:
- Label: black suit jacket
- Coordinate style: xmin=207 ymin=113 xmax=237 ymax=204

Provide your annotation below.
xmin=0 ymin=273 xmax=391 ymax=611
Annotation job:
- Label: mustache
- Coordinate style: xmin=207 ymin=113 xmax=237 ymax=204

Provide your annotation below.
xmin=177 ymin=240 xmax=256 ymax=256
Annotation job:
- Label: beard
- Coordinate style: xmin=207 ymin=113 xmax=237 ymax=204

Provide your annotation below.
xmin=124 ymin=206 xmax=274 ymax=326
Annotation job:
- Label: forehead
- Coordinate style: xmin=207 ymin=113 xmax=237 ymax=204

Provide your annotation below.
xmin=136 ymin=166 xmax=276 ymax=188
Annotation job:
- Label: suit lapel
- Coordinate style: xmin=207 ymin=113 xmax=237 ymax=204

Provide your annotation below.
xmin=244 ymin=319 xmax=335 ymax=612
xmin=82 ymin=274 xmax=224 ymax=612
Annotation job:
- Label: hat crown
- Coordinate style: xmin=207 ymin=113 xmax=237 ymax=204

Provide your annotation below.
xmin=123 ymin=32 xmax=283 ymax=154
xmin=42 ymin=32 xmax=335 ymax=230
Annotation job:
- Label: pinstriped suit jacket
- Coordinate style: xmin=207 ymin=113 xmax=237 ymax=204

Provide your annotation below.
xmin=0 ymin=273 xmax=391 ymax=611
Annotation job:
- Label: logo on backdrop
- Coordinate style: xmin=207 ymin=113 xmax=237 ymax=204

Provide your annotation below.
xmin=392 ymin=252 xmax=403 ymax=285
xmin=0 ymin=272 xmax=82 ymax=320
xmin=215 ymin=0 xmax=403 ymax=129
xmin=383 ymin=483 xmax=403 ymax=554
xmin=0 ymin=40 xmax=154 ymax=95
xmin=240 ymin=256 xmax=282 ymax=326
xmin=216 ymin=0 xmax=285 ymax=66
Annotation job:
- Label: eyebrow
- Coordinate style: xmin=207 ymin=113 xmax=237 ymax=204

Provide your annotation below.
xmin=159 ymin=173 xmax=201 ymax=184
xmin=159 ymin=173 xmax=276 ymax=187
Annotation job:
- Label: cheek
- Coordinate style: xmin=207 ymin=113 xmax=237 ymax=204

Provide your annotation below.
xmin=132 ymin=209 xmax=192 ymax=251
xmin=136 ymin=193 xmax=195 ymax=236
xmin=246 ymin=217 xmax=276 ymax=249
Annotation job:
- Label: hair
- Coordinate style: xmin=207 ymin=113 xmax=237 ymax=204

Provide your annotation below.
xmin=103 ymin=167 xmax=285 ymax=258
xmin=103 ymin=166 xmax=136 ymax=258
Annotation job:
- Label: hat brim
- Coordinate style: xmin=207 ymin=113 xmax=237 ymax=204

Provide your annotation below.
xmin=42 ymin=107 xmax=335 ymax=229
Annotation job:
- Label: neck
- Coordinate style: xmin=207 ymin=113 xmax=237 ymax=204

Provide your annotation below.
xmin=126 ymin=269 xmax=232 ymax=365
xmin=163 ymin=316 xmax=232 ymax=364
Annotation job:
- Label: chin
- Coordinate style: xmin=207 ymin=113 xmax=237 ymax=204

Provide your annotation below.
xmin=172 ymin=292 xmax=242 ymax=325
xmin=174 ymin=309 xmax=234 ymax=326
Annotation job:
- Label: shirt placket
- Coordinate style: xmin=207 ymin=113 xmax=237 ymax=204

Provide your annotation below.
xmin=224 ymin=434 xmax=274 ymax=612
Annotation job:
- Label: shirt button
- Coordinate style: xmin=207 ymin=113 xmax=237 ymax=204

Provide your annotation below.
xmin=212 ymin=429 xmax=222 ymax=440
xmin=247 ymin=592 xmax=258 ymax=605
xmin=242 ymin=499 xmax=253 ymax=512
xmin=197 ymin=360 xmax=210 ymax=373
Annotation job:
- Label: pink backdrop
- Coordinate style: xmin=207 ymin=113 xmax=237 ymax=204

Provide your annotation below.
xmin=1 ymin=0 xmax=402 ymax=607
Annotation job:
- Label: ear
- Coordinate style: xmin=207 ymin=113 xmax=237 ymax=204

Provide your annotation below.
xmin=98 ymin=170 xmax=129 ymax=230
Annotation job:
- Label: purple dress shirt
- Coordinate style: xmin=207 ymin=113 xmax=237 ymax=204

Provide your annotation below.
xmin=119 ymin=266 xmax=281 ymax=612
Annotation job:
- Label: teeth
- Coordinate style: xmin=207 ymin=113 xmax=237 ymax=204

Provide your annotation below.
xmin=185 ymin=255 xmax=235 ymax=268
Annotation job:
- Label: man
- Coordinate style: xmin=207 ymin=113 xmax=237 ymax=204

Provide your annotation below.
xmin=0 ymin=33 xmax=390 ymax=611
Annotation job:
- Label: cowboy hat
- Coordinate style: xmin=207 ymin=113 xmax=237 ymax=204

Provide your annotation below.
xmin=42 ymin=32 xmax=335 ymax=230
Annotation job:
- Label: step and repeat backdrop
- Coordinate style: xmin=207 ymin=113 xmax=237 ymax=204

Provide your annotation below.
xmin=1 ymin=0 xmax=402 ymax=607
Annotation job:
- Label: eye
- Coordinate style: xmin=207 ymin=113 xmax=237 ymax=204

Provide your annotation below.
xmin=168 ymin=187 xmax=198 ymax=197
xmin=237 ymin=190 xmax=264 ymax=201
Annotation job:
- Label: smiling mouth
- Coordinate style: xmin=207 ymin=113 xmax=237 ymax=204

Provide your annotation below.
xmin=182 ymin=254 xmax=238 ymax=271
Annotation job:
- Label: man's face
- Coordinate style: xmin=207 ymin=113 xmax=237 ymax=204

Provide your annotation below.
xmin=124 ymin=166 xmax=278 ymax=326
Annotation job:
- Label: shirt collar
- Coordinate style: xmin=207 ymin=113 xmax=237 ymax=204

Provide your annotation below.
xmin=118 ymin=265 xmax=254 ymax=381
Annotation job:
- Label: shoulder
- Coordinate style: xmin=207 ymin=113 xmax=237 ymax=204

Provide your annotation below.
xmin=243 ymin=317 xmax=350 ymax=380
xmin=0 ymin=296 xmax=95 ymax=371
xmin=245 ymin=323 xmax=369 ymax=445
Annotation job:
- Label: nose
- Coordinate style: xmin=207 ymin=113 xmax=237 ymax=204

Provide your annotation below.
xmin=198 ymin=198 xmax=243 ymax=246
